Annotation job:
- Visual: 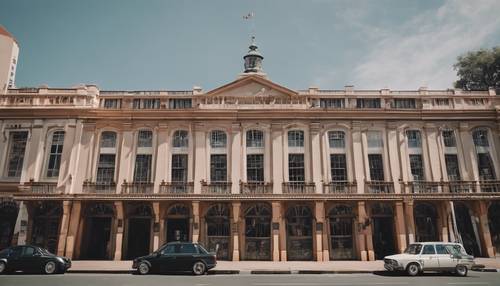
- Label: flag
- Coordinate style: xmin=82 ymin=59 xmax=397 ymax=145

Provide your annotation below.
xmin=243 ymin=12 xmax=254 ymax=20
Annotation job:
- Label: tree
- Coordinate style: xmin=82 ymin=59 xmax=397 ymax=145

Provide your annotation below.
xmin=454 ymin=46 xmax=500 ymax=92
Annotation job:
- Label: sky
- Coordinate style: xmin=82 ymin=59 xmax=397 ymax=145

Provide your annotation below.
xmin=1 ymin=0 xmax=499 ymax=91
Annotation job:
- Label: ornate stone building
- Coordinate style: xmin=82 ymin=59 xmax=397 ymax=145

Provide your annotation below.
xmin=1 ymin=36 xmax=500 ymax=261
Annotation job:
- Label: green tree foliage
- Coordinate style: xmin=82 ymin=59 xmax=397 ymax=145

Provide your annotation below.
xmin=454 ymin=47 xmax=500 ymax=92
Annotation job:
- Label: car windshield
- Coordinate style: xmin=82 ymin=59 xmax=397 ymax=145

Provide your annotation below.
xmin=446 ymin=244 xmax=468 ymax=256
xmin=404 ymin=244 xmax=423 ymax=254
xmin=39 ymin=248 xmax=53 ymax=255
xmin=196 ymin=244 xmax=209 ymax=254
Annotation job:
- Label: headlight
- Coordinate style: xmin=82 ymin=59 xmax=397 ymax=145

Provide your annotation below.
xmin=56 ymin=257 xmax=65 ymax=263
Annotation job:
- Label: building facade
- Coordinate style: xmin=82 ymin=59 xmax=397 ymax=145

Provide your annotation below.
xmin=0 ymin=26 xmax=19 ymax=93
xmin=1 ymin=37 xmax=500 ymax=262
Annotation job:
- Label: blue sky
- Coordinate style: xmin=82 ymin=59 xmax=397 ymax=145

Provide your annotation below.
xmin=1 ymin=0 xmax=499 ymax=91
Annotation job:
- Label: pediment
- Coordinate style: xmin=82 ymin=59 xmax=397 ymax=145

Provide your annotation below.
xmin=205 ymin=75 xmax=298 ymax=99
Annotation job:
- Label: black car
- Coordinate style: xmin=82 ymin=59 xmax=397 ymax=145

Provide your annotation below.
xmin=132 ymin=242 xmax=216 ymax=275
xmin=0 ymin=245 xmax=71 ymax=274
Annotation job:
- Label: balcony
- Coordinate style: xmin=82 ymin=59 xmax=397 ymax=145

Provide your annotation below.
xmin=240 ymin=182 xmax=273 ymax=194
xmin=479 ymin=180 xmax=500 ymax=193
xmin=323 ymin=181 xmax=357 ymax=194
xmin=402 ymin=181 xmax=441 ymax=194
xmin=82 ymin=181 xmax=117 ymax=194
xmin=442 ymin=181 xmax=477 ymax=193
xmin=159 ymin=181 xmax=194 ymax=194
xmin=201 ymin=181 xmax=232 ymax=194
xmin=282 ymin=182 xmax=316 ymax=194
xmin=19 ymin=181 xmax=60 ymax=194
xmin=365 ymin=181 xmax=394 ymax=194
xmin=121 ymin=181 xmax=154 ymax=194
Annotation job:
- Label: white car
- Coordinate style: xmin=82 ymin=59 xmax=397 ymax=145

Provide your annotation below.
xmin=384 ymin=242 xmax=475 ymax=277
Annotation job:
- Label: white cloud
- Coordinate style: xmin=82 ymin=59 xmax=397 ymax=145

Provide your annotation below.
xmin=344 ymin=0 xmax=500 ymax=89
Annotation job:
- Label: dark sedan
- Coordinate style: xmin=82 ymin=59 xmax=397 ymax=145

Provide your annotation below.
xmin=132 ymin=242 xmax=216 ymax=275
xmin=0 ymin=245 xmax=71 ymax=274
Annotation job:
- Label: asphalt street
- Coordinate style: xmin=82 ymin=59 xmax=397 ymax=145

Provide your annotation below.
xmin=1 ymin=272 xmax=500 ymax=286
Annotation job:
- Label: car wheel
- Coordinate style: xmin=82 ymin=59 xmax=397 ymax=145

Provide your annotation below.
xmin=406 ymin=263 xmax=420 ymax=276
xmin=455 ymin=265 xmax=468 ymax=277
xmin=192 ymin=261 xmax=206 ymax=275
xmin=44 ymin=261 xmax=57 ymax=274
xmin=0 ymin=261 xmax=6 ymax=274
xmin=138 ymin=262 xmax=150 ymax=275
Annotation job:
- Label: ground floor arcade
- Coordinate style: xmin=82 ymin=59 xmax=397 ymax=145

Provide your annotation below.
xmin=2 ymin=198 xmax=500 ymax=261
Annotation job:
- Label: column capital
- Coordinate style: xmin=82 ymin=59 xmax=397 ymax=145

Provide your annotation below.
xmin=459 ymin=122 xmax=470 ymax=131
xmin=271 ymin=122 xmax=283 ymax=132
xmin=231 ymin=122 xmax=241 ymax=133
xmin=351 ymin=121 xmax=362 ymax=130
xmin=193 ymin=122 xmax=205 ymax=132
xmin=121 ymin=122 xmax=133 ymax=131
xmin=424 ymin=123 xmax=439 ymax=131
xmin=310 ymin=122 xmax=321 ymax=134
xmin=157 ymin=122 xmax=169 ymax=131
xmin=82 ymin=122 xmax=96 ymax=131
xmin=386 ymin=122 xmax=400 ymax=130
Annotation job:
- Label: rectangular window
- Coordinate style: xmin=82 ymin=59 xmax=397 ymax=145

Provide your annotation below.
xmin=103 ymin=99 xmax=121 ymax=109
xmin=442 ymin=130 xmax=456 ymax=147
xmin=171 ymin=154 xmax=188 ymax=182
xmin=320 ymin=98 xmax=344 ymax=108
xmin=330 ymin=154 xmax=347 ymax=181
xmin=435 ymin=98 xmax=449 ymax=106
xmin=246 ymin=130 xmax=264 ymax=147
xmin=247 ymin=154 xmax=264 ymax=182
xmin=169 ymin=99 xmax=192 ymax=109
xmin=367 ymin=131 xmax=383 ymax=148
xmin=288 ymin=131 xmax=304 ymax=147
xmin=210 ymin=154 xmax=227 ymax=182
xmin=409 ymin=154 xmax=425 ymax=181
xmin=368 ymin=154 xmax=384 ymax=181
xmin=328 ymin=131 xmax=345 ymax=148
xmin=356 ymin=98 xmax=381 ymax=108
xmin=96 ymin=154 xmax=116 ymax=183
xmin=142 ymin=98 xmax=160 ymax=109
xmin=133 ymin=154 xmax=152 ymax=182
xmin=133 ymin=99 xmax=141 ymax=109
xmin=406 ymin=130 xmax=422 ymax=148
xmin=393 ymin=99 xmax=416 ymax=109
xmin=445 ymin=154 xmax=461 ymax=181
xmin=477 ymin=153 xmax=496 ymax=180
xmin=46 ymin=131 xmax=65 ymax=178
xmin=6 ymin=131 xmax=28 ymax=178
xmin=288 ymin=154 xmax=305 ymax=182
xmin=138 ymin=130 xmax=153 ymax=147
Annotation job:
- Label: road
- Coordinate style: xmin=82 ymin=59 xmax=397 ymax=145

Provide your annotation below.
xmin=0 ymin=272 xmax=499 ymax=286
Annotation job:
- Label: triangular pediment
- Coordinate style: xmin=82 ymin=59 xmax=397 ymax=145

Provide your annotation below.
xmin=205 ymin=75 xmax=298 ymax=98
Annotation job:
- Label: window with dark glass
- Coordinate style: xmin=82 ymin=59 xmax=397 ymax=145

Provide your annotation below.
xmin=328 ymin=131 xmax=345 ymax=148
xmin=169 ymin=98 xmax=192 ymax=109
xmin=210 ymin=154 xmax=227 ymax=182
xmin=406 ymin=130 xmax=422 ymax=148
xmin=445 ymin=154 xmax=461 ymax=181
xmin=409 ymin=154 xmax=425 ymax=181
xmin=330 ymin=154 xmax=347 ymax=181
xmin=477 ymin=153 xmax=496 ymax=180
xmin=6 ymin=131 xmax=28 ymax=178
xmin=393 ymin=99 xmax=416 ymax=109
xmin=142 ymin=98 xmax=160 ymax=109
xmin=210 ymin=130 xmax=227 ymax=148
xmin=367 ymin=131 xmax=383 ymax=148
xmin=133 ymin=154 xmax=152 ymax=182
xmin=133 ymin=99 xmax=141 ymax=109
xmin=288 ymin=130 xmax=304 ymax=147
xmin=104 ymin=99 xmax=121 ymax=109
xmin=247 ymin=154 xmax=264 ymax=182
xmin=246 ymin=130 xmax=264 ymax=147
xmin=137 ymin=130 xmax=153 ymax=147
xmin=288 ymin=154 xmax=305 ymax=182
xmin=96 ymin=154 xmax=115 ymax=183
xmin=368 ymin=154 xmax=384 ymax=181
xmin=320 ymin=98 xmax=344 ymax=108
xmin=46 ymin=131 xmax=65 ymax=178
xmin=171 ymin=154 xmax=188 ymax=182
xmin=442 ymin=130 xmax=456 ymax=147
xmin=435 ymin=98 xmax=449 ymax=106
xmin=356 ymin=98 xmax=381 ymax=108
xmin=100 ymin=132 xmax=117 ymax=148
xmin=173 ymin=130 xmax=189 ymax=148
xmin=473 ymin=129 xmax=489 ymax=147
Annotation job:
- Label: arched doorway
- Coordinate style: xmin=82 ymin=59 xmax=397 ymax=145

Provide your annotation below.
xmin=0 ymin=201 xmax=18 ymax=250
xmin=81 ymin=203 xmax=114 ymax=260
xmin=30 ymin=201 xmax=62 ymax=253
xmin=371 ymin=203 xmax=395 ymax=260
xmin=286 ymin=205 xmax=313 ymax=261
xmin=126 ymin=204 xmax=152 ymax=259
xmin=244 ymin=203 xmax=271 ymax=260
xmin=488 ymin=202 xmax=500 ymax=256
xmin=328 ymin=205 xmax=355 ymax=260
xmin=205 ymin=203 xmax=230 ymax=260
xmin=166 ymin=204 xmax=190 ymax=243
xmin=414 ymin=203 xmax=438 ymax=242
xmin=454 ymin=202 xmax=480 ymax=256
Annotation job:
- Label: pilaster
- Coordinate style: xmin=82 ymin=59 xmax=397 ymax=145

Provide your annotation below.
xmin=271 ymin=201 xmax=281 ymax=261
xmin=192 ymin=201 xmax=200 ymax=243
xmin=475 ymin=201 xmax=495 ymax=257
xmin=65 ymin=201 xmax=81 ymax=259
xmin=314 ymin=201 xmax=325 ymax=261
xmin=231 ymin=202 xmax=241 ymax=261
xmin=153 ymin=202 xmax=160 ymax=250
xmin=357 ymin=201 xmax=368 ymax=261
xmin=310 ymin=123 xmax=323 ymax=194
xmin=154 ymin=124 xmax=169 ymax=193
xmin=57 ymin=201 xmax=72 ymax=256
xmin=271 ymin=123 xmax=283 ymax=194
xmin=394 ymin=202 xmax=407 ymax=253
xmin=352 ymin=123 xmax=365 ymax=193
xmin=193 ymin=123 xmax=206 ymax=194
xmin=404 ymin=200 xmax=415 ymax=244
xmin=114 ymin=201 xmax=124 ymax=260
xmin=386 ymin=124 xmax=402 ymax=193
xmin=117 ymin=123 xmax=134 ymax=193
xmin=231 ymin=123 xmax=242 ymax=194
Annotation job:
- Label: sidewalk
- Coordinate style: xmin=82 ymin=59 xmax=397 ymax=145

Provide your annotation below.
xmin=68 ymin=258 xmax=500 ymax=274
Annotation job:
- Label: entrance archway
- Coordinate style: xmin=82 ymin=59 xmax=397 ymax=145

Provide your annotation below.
xmin=328 ymin=205 xmax=355 ymax=260
xmin=488 ymin=202 xmax=500 ymax=256
xmin=81 ymin=203 xmax=114 ymax=260
xmin=244 ymin=203 xmax=271 ymax=260
xmin=286 ymin=205 xmax=313 ymax=261
xmin=0 ymin=201 xmax=18 ymax=250
xmin=166 ymin=204 xmax=190 ymax=243
xmin=126 ymin=204 xmax=152 ymax=259
xmin=414 ymin=202 xmax=438 ymax=242
xmin=371 ymin=203 xmax=395 ymax=260
xmin=205 ymin=203 xmax=230 ymax=260
xmin=454 ymin=202 xmax=481 ymax=256
xmin=30 ymin=201 xmax=62 ymax=253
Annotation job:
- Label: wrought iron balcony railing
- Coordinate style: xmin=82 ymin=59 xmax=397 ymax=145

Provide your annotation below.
xmin=402 ymin=181 xmax=441 ymax=194
xmin=240 ymin=182 xmax=273 ymax=194
xmin=365 ymin=181 xmax=394 ymax=194
xmin=441 ymin=181 xmax=477 ymax=193
xmin=323 ymin=181 xmax=357 ymax=194
xmin=159 ymin=181 xmax=194 ymax=194
xmin=282 ymin=182 xmax=316 ymax=194
xmin=121 ymin=181 xmax=154 ymax=194
xmin=478 ymin=180 xmax=500 ymax=193
xmin=82 ymin=181 xmax=117 ymax=194
xmin=201 ymin=181 xmax=232 ymax=194
xmin=19 ymin=181 xmax=60 ymax=194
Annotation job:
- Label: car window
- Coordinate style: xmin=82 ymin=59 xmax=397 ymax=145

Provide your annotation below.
xmin=446 ymin=244 xmax=467 ymax=255
xmin=421 ymin=245 xmax=436 ymax=255
xmin=435 ymin=244 xmax=449 ymax=254
xmin=22 ymin=246 xmax=35 ymax=256
xmin=161 ymin=245 xmax=176 ymax=255
xmin=196 ymin=244 xmax=209 ymax=254
xmin=0 ymin=248 xmax=10 ymax=256
xmin=404 ymin=244 xmax=422 ymax=254
xmin=10 ymin=247 xmax=22 ymax=257
xmin=178 ymin=244 xmax=197 ymax=254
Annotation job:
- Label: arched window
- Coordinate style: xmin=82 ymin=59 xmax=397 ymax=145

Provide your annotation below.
xmin=286 ymin=205 xmax=313 ymax=260
xmin=328 ymin=131 xmax=345 ymax=148
xmin=406 ymin=130 xmax=422 ymax=148
xmin=288 ymin=130 xmax=304 ymax=147
xmin=46 ymin=130 xmax=65 ymax=178
xmin=442 ymin=129 xmax=457 ymax=147
xmin=246 ymin=130 xmax=264 ymax=147
xmin=100 ymin=131 xmax=117 ymax=148
xmin=371 ymin=203 xmax=396 ymax=260
xmin=414 ymin=203 xmax=438 ymax=242
xmin=210 ymin=130 xmax=227 ymax=148
xmin=31 ymin=202 xmax=62 ymax=253
xmin=0 ymin=201 xmax=19 ymax=249
xmin=244 ymin=204 xmax=271 ymax=260
xmin=472 ymin=128 xmax=489 ymax=147
xmin=173 ymin=130 xmax=189 ymax=148
xmin=137 ymin=130 xmax=153 ymax=148
xmin=328 ymin=205 xmax=354 ymax=260
xmin=205 ymin=204 xmax=231 ymax=260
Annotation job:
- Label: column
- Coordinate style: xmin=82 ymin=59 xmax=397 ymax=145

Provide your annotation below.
xmin=153 ymin=202 xmax=160 ymax=250
xmin=231 ymin=202 xmax=241 ymax=261
xmin=314 ymin=201 xmax=325 ymax=261
xmin=65 ymin=201 xmax=81 ymax=259
xmin=192 ymin=201 xmax=200 ymax=243
xmin=279 ymin=203 xmax=287 ymax=261
xmin=231 ymin=123 xmax=242 ymax=194
xmin=193 ymin=123 xmax=206 ymax=194
xmin=58 ymin=122 xmax=77 ymax=193
xmin=70 ymin=122 xmax=96 ymax=194
xmin=458 ymin=123 xmax=478 ymax=181
xmin=404 ymin=200 xmax=416 ymax=244
xmin=394 ymin=202 xmax=407 ymax=253
xmin=438 ymin=202 xmax=450 ymax=242
xmin=352 ymin=124 xmax=365 ymax=193
xmin=397 ymin=128 xmax=410 ymax=182
xmin=475 ymin=201 xmax=495 ymax=257
xmin=386 ymin=124 xmax=402 ymax=193
xmin=271 ymin=123 xmax=283 ymax=194
xmin=117 ymin=124 xmax=134 ymax=193
xmin=424 ymin=124 xmax=443 ymax=181
xmin=357 ymin=201 xmax=369 ymax=261
xmin=21 ymin=121 xmax=44 ymax=183
xmin=271 ymin=201 xmax=281 ymax=261
xmin=13 ymin=202 xmax=29 ymax=246
xmin=310 ymin=123 xmax=323 ymax=194
xmin=154 ymin=124 xmax=169 ymax=193
xmin=114 ymin=201 xmax=124 ymax=260
xmin=57 ymin=201 xmax=72 ymax=256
